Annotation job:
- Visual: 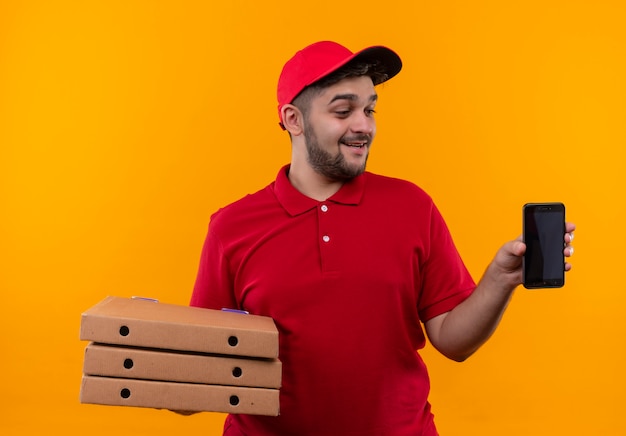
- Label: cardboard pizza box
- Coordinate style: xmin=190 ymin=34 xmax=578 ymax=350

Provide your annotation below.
xmin=80 ymin=296 xmax=278 ymax=359
xmin=80 ymin=375 xmax=280 ymax=416
xmin=83 ymin=342 xmax=282 ymax=389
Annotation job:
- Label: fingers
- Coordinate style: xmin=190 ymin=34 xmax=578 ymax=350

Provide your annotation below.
xmin=564 ymin=233 xmax=574 ymax=256
xmin=565 ymin=223 xmax=576 ymax=247
xmin=564 ymin=222 xmax=575 ymax=258
xmin=563 ymin=222 xmax=576 ymax=271
xmin=169 ymin=409 xmax=199 ymax=416
xmin=564 ymin=239 xmax=574 ymax=257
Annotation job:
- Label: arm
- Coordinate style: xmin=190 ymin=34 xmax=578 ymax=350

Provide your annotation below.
xmin=425 ymin=223 xmax=575 ymax=362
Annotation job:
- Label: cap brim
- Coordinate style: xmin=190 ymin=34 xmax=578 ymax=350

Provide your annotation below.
xmin=304 ymin=45 xmax=402 ymax=91
xmin=349 ymin=46 xmax=403 ymax=84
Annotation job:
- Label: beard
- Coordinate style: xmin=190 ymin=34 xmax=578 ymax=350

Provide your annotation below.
xmin=303 ymin=120 xmax=370 ymax=181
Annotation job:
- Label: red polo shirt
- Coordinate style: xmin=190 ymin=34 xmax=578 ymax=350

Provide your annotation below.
xmin=191 ymin=165 xmax=476 ymax=436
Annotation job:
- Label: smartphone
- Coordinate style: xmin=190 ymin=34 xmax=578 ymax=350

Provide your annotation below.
xmin=522 ymin=202 xmax=566 ymax=289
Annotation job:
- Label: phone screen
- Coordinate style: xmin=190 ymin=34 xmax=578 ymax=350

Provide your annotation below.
xmin=523 ymin=203 xmax=565 ymax=289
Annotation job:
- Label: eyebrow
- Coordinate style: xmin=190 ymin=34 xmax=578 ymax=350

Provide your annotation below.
xmin=328 ymin=93 xmax=378 ymax=105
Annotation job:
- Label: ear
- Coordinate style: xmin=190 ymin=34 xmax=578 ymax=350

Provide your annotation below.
xmin=281 ymin=104 xmax=304 ymax=136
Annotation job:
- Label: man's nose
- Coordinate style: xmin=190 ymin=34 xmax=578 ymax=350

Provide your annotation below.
xmin=350 ymin=112 xmax=375 ymax=135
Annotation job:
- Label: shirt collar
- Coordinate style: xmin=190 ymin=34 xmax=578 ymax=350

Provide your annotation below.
xmin=274 ymin=164 xmax=366 ymax=216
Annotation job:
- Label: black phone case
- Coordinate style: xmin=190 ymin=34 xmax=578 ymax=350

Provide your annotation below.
xmin=522 ymin=202 xmax=565 ymax=289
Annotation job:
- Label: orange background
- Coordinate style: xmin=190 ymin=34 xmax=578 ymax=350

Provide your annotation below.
xmin=1 ymin=1 xmax=625 ymax=435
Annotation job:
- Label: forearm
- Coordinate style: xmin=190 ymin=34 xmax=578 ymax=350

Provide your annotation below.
xmin=428 ymin=267 xmax=517 ymax=361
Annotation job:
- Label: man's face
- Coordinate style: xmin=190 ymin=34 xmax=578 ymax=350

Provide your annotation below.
xmin=301 ymin=75 xmax=377 ymax=181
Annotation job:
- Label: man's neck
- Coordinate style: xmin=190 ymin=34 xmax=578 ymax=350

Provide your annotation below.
xmin=287 ymin=162 xmax=344 ymax=201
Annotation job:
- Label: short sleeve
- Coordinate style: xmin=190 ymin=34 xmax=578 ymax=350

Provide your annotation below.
xmin=417 ymin=204 xmax=476 ymax=321
xmin=189 ymin=220 xmax=238 ymax=311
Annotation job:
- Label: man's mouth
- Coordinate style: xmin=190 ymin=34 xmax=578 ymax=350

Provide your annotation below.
xmin=341 ymin=139 xmax=369 ymax=148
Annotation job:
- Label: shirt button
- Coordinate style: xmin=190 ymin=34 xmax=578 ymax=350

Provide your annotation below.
xmin=321 ymin=204 xmax=328 ymax=212
xmin=322 ymin=235 xmax=330 ymax=243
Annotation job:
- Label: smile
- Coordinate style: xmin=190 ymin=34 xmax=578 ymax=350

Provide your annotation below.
xmin=341 ymin=141 xmax=368 ymax=148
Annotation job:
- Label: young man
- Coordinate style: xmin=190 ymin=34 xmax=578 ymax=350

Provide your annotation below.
xmin=190 ymin=41 xmax=575 ymax=435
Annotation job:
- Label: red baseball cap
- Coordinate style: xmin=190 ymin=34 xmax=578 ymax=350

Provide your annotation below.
xmin=277 ymin=41 xmax=402 ymax=128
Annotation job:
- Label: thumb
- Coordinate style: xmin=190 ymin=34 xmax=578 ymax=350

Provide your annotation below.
xmin=495 ymin=240 xmax=525 ymax=272
xmin=511 ymin=240 xmax=526 ymax=257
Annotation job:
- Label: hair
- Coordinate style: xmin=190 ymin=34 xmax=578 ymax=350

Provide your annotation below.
xmin=291 ymin=61 xmax=389 ymax=119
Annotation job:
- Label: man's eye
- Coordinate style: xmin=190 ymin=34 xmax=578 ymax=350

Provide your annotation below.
xmin=366 ymin=109 xmax=377 ymax=116
xmin=335 ymin=110 xmax=350 ymax=116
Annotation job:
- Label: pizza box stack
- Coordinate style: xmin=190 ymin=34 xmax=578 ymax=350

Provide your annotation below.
xmin=79 ymin=296 xmax=281 ymax=416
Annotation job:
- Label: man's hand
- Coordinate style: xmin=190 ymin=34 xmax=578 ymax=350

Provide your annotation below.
xmin=487 ymin=221 xmax=575 ymax=290
xmin=169 ymin=410 xmax=199 ymax=416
